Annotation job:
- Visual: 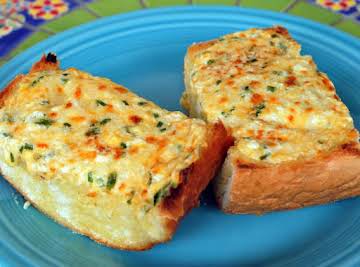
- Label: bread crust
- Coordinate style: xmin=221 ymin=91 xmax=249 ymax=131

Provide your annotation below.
xmin=0 ymin=54 xmax=232 ymax=250
xmin=219 ymin=143 xmax=360 ymax=214
xmin=184 ymin=27 xmax=360 ymax=214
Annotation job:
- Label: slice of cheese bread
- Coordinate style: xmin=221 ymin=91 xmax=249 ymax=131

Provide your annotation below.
xmin=0 ymin=54 xmax=232 ymax=250
xmin=182 ymin=26 xmax=360 ymax=214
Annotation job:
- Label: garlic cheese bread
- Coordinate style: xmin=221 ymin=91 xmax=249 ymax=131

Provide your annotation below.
xmin=182 ymin=26 xmax=360 ymax=214
xmin=0 ymin=54 xmax=231 ymax=249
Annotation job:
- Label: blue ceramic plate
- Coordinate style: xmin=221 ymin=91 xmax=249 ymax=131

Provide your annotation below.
xmin=0 ymin=6 xmax=360 ymax=267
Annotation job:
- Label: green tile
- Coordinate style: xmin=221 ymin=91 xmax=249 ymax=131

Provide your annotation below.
xmin=87 ymin=0 xmax=141 ymax=16
xmin=289 ymin=2 xmax=341 ymax=24
xmin=43 ymin=9 xmax=96 ymax=32
xmin=11 ymin=31 xmax=50 ymax=57
xmin=240 ymin=0 xmax=292 ymax=11
xmin=335 ymin=19 xmax=360 ymax=38
xmin=148 ymin=0 xmax=188 ymax=7
xmin=193 ymin=0 xmax=236 ymax=5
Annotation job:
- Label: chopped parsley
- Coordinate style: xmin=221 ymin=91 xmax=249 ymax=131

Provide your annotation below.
xmin=106 ymin=172 xmax=117 ymax=190
xmin=31 ymin=75 xmax=45 ymax=87
xmin=243 ymin=86 xmax=250 ymax=91
xmin=153 ymin=182 xmax=173 ymax=206
xmin=271 ymin=34 xmax=278 ymax=38
xmin=85 ymin=127 xmax=100 ymax=137
xmin=147 ymin=172 xmax=153 ymax=186
xmin=2 ymin=132 xmax=12 ymax=138
xmin=247 ymin=57 xmax=258 ymax=63
xmin=61 ymin=78 xmax=69 ymax=84
xmin=259 ymin=152 xmax=271 ymax=160
xmin=87 ymin=172 xmax=94 ymax=183
xmin=127 ymin=190 xmax=135 ymax=205
xmin=153 ymin=113 xmax=159 ymax=118
xmin=10 ymin=152 xmax=14 ymax=163
xmin=267 ymin=86 xmax=276 ymax=92
xmin=216 ymin=80 xmax=222 ymax=85
xmin=254 ymin=103 xmax=266 ymax=117
xmin=137 ymin=101 xmax=147 ymax=106
xmin=40 ymin=100 xmax=49 ymax=105
xmin=279 ymin=42 xmax=288 ymax=53
xmin=120 ymin=142 xmax=127 ymax=149
xmin=218 ymin=37 xmax=225 ymax=41
xmin=35 ymin=118 xmax=54 ymax=127
xmin=19 ymin=143 xmax=33 ymax=153
xmin=221 ymin=106 xmax=235 ymax=117
xmin=99 ymin=118 xmax=111 ymax=125
xmin=63 ymin=122 xmax=71 ymax=128
xmin=159 ymin=128 xmax=167 ymax=132
xmin=156 ymin=121 xmax=164 ymax=128
xmin=96 ymin=99 xmax=107 ymax=106
xmin=122 ymin=100 xmax=129 ymax=106
xmin=207 ymin=59 xmax=215 ymax=65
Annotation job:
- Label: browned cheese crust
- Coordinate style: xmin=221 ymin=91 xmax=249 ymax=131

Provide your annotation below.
xmin=183 ymin=26 xmax=360 ymax=214
xmin=0 ymin=54 xmax=232 ymax=250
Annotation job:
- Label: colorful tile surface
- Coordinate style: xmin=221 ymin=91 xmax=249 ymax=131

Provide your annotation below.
xmin=0 ymin=0 xmax=359 ymax=62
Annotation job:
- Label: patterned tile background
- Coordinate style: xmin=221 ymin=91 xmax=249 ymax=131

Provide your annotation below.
xmin=0 ymin=0 xmax=359 ymax=65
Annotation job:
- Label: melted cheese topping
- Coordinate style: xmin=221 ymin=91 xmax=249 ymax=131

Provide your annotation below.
xmin=184 ymin=27 xmax=358 ymax=164
xmin=0 ymin=68 xmax=208 ymax=210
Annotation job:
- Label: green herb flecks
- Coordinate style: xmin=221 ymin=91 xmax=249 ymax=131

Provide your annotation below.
xmin=216 ymin=80 xmax=222 ymax=85
xmin=254 ymin=103 xmax=266 ymax=117
xmin=247 ymin=57 xmax=258 ymax=63
xmin=85 ymin=127 xmax=100 ymax=137
xmin=127 ymin=190 xmax=135 ymax=205
xmin=63 ymin=122 xmax=71 ymax=128
xmin=221 ymin=106 xmax=235 ymax=118
xmin=122 ymin=100 xmax=129 ymax=106
xmin=138 ymin=101 xmax=147 ymax=106
xmin=40 ymin=100 xmax=49 ymax=105
xmin=120 ymin=142 xmax=127 ymax=149
xmin=88 ymin=172 xmax=94 ymax=183
xmin=153 ymin=113 xmax=159 ymax=118
xmin=278 ymin=42 xmax=288 ymax=54
xmin=218 ymin=37 xmax=225 ymax=41
xmin=147 ymin=172 xmax=153 ymax=186
xmin=207 ymin=59 xmax=215 ymax=65
xmin=106 ymin=172 xmax=117 ymax=190
xmin=153 ymin=182 xmax=177 ymax=206
xmin=156 ymin=121 xmax=164 ymax=128
xmin=35 ymin=117 xmax=54 ymax=128
xmin=99 ymin=118 xmax=111 ymax=125
xmin=96 ymin=99 xmax=107 ymax=106
xmin=19 ymin=143 xmax=33 ymax=153
xmin=259 ymin=152 xmax=271 ymax=160
xmin=2 ymin=132 xmax=12 ymax=138
xmin=31 ymin=75 xmax=45 ymax=87
xmin=61 ymin=78 xmax=69 ymax=84
xmin=10 ymin=152 xmax=14 ymax=163
xmin=267 ymin=86 xmax=276 ymax=92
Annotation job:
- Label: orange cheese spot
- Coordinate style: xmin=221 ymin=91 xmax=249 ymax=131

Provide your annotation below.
xmin=65 ymin=102 xmax=72 ymax=109
xmin=50 ymin=167 xmax=56 ymax=173
xmin=290 ymin=108 xmax=295 ymax=113
xmin=49 ymin=112 xmax=57 ymax=118
xmin=87 ymin=191 xmax=97 ymax=198
xmin=226 ymin=80 xmax=234 ymax=86
xmin=285 ymin=76 xmax=297 ymax=86
xmin=79 ymin=151 xmax=97 ymax=160
xmin=250 ymin=81 xmax=260 ymax=88
xmin=145 ymin=136 xmax=158 ymax=144
xmin=251 ymin=93 xmax=263 ymax=105
xmin=74 ymin=87 xmax=82 ymax=99
xmin=118 ymin=183 xmax=126 ymax=191
xmin=269 ymin=96 xmax=279 ymax=104
xmin=141 ymin=189 xmax=148 ymax=198
xmin=322 ymin=77 xmax=334 ymax=91
xmin=70 ymin=116 xmax=86 ymax=123
xmin=98 ymin=84 xmax=107 ymax=91
xmin=37 ymin=143 xmax=48 ymax=149
xmin=256 ymin=130 xmax=264 ymax=140
xmin=57 ymin=87 xmax=63 ymax=94
xmin=114 ymin=86 xmax=128 ymax=94
xmin=113 ymin=148 xmax=123 ymax=160
xmin=305 ymin=107 xmax=314 ymax=112
xmin=294 ymin=101 xmax=301 ymax=105
xmin=219 ymin=96 xmax=228 ymax=104
xmin=333 ymin=95 xmax=340 ymax=101
xmin=129 ymin=115 xmax=142 ymax=124
xmin=348 ymin=129 xmax=358 ymax=139
xmin=106 ymin=104 xmax=114 ymax=112
xmin=129 ymin=146 xmax=139 ymax=155
xmin=288 ymin=115 xmax=294 ymax=122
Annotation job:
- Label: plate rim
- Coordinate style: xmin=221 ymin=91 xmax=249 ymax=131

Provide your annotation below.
xmin=0 ymin=5 xmax=359 ymax=267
